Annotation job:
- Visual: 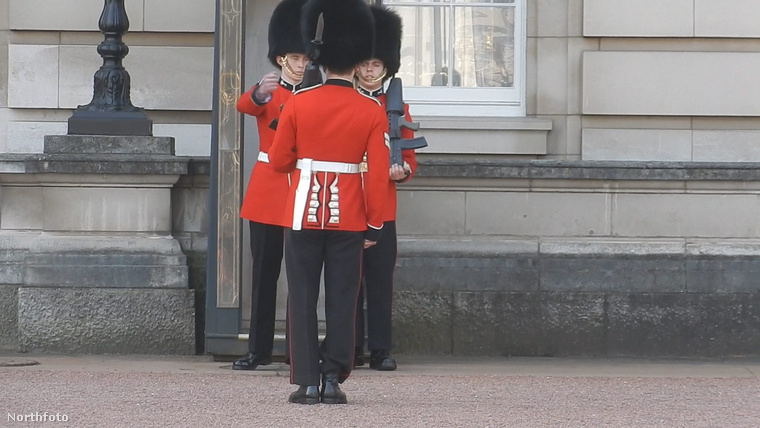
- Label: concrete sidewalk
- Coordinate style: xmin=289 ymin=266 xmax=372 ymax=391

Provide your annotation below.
xmin=2 ymin=354 xmax=759 ymax=427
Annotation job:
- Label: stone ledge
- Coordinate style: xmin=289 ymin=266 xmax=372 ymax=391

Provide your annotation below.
xmin=24 ymin=254 xmax=189 ymax=289
xmin=415 ymin=159 xmax=760 ymax=181
xmin=44 ymin=135 xmax=175 ymax=155
xmin=7 ymin=156 xmax=759 ymax=181
xmin=0 ymin=235 xmax=190 ymax=289
xmin=400 ymin=236 xmax=760 ymax=257
xmin=0 ymin=159 xmax=26 ymax=173
xmin=0 ymin=154 xmax=208 ymax=176
xmin=23 ymin=154 xmax=189 ymax=175
xmin=185 ymin=157 xmax=211 ymax=175
xmin=399 ymin=237 xmax=538 ymax=257
xmin=396 ymin=236 xmax=760 ymax=294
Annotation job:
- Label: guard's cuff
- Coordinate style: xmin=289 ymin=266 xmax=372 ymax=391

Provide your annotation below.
xmin=365 ymin=224 xmax=383 ymax=242
xmin=251 ymin=85 xmax=271 ymax=106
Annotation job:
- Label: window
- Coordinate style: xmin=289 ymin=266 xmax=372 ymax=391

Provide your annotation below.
xmin=385 ymin=0 xmax=525 ymax=117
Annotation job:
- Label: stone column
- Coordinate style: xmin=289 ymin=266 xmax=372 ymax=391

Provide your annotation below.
xmin=0 ymin=136 xmax=196 ymax=354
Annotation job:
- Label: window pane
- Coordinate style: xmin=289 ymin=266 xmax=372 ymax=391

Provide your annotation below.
xmin=384 ymin=0 xmax=447 ymax=4
xmin=387 ymin=0 xmax=525 ymax=116
xmin=387 ymin=0 xmax=514 ymax=3
xmin=392 ymin=6 xmax=451 ymax=87
xmin=453 ymin=6 xmax=515 ymax=88
xmin=454 ymin=0 xmax=514 ymax=3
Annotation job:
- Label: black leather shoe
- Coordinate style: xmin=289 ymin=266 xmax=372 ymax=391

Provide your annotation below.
xmin=320 ymin=372 xmax=347 ymax=404
xmin=353 ymin=347 xmax=365 ymax=368
xmin=232 ymin=352 xmax=272 ymax=371
xmin=288 ymin=385 xmax=319 ymax=405
xmin=369 ymin=351 xmax=397 ymax=371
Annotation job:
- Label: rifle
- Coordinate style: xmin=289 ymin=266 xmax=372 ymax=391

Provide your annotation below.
xmin=385 ymin=77 xmax=427 ymax=166
xmin=301 ymin=12 xmax=324 ymax=90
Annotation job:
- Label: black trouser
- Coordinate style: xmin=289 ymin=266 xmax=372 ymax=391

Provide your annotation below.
xmin=246 ymin=221 xmax=284 ymax=358
xmin=285 ymin=228 xmax=363 ymax=386
xmin=355 ymin=221 xmax=397 ymax=352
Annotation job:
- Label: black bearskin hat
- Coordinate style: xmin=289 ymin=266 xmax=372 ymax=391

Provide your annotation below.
xmin=268 ymin=0 xmax=308 ymax=68
xmin=300 ymin=0 xmax=375 ymax=72
xmin=370 ymin=6 xmax=402 ymax=77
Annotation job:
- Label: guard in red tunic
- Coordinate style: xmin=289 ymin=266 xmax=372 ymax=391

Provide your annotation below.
xmin=232 ymin=0 xmax=308 ymax=371
xmin=353 ymin=5 xmax=417 ymax=372
xmin=269 ymin=0 xmax=388 ymax=405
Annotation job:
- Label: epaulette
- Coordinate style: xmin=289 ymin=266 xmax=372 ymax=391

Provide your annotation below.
xmin=294 ymin=83 xmax=322 ymax=96
xmin=357 ymin=90 xmax=381 ymax=106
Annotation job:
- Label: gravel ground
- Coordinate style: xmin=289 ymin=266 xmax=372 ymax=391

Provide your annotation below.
xmin=2 ymin=362 xmax=759 ymax=428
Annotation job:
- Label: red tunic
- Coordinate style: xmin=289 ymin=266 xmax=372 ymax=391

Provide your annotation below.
xmin=269 ymin=80 xmax=390 ymax=234
xmin=237 ymin=82 xmax=294 ymax=226
xmin=376 ymin=93 xmax=418 ymax=222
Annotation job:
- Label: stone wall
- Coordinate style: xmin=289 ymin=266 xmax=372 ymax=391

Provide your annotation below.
xmin=207 ymin=159 xmax=760 ymax=358
xmin=389 ymin=160 xmax=760 ymax=357
xmin=172 ymin=159 xmax=211 ymax=354
xmin=5 ymin=156 xmax=756 ymax=357
xmin=393 ymin=240 xmax=760 ymax=357
xmin=1 ymin=0 xmax=214 ymax=156
xmin=578 ymin=0 xmax=760 ymax=161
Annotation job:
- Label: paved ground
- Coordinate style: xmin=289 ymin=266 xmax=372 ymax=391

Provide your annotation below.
xmin=1 ymin=354 xmax=759 ymax=427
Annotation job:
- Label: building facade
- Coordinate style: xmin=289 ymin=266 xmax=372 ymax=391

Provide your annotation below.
xmin=2 ymin=1 xmax=760 ymax=357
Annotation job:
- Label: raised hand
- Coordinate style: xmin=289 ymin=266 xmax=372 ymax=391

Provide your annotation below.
xmin=254 ymin=72 xmax=280 ymax=103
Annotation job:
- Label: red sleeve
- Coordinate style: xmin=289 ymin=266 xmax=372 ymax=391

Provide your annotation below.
xmin=364 ymin=107 xmax=391 ymax=232
xmin=268 ymin=99 xmax=298 ymax=173
xmin=236 ymin=85 xmax=266 ymax=116
xmin=398 ymin=104 xmax=418 ymax=183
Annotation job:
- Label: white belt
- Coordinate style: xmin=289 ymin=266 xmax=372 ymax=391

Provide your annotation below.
xmin=295 ymin=159 xmax=360 ymax=174
xmin=292 ymin=158 xmax=361 ymax=230
xmin=257 ymin=151 xmax=269 ymax=163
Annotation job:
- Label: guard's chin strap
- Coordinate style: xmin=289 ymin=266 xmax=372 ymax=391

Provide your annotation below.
xmin=357 ymin=68 xmax=387 ymax=86
xmin=370 ymin=68 xmax=387 ymax=83
xmin=281 ymin=55 xmax=304 ymax=81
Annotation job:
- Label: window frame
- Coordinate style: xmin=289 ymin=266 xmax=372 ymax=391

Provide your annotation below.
xmin=384 ymin=0 xmax=526 ymax=117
